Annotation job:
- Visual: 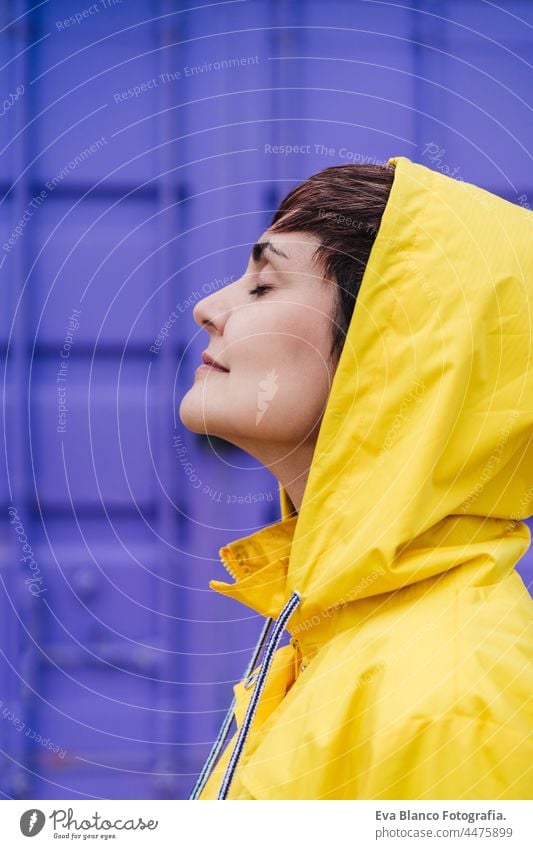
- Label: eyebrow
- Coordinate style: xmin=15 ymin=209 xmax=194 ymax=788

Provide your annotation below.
xmin=252 ymin=240 xmax=289 ymax=264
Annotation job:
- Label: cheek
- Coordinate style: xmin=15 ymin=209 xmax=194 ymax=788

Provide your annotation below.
xmin=280 ymin=301 xmax=334 ymax=375
xmin=258 ymin=306 xmax=334 ymax=423
xmin=239 ymin=301 xmax=333 ymax=366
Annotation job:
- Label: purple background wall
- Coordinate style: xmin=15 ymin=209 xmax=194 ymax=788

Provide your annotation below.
xmin=0 ymin=0 xmax=531 ymax=800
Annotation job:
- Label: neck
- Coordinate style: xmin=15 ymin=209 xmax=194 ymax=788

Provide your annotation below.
xmin=226 ymin=434 xmax=319 ymax=515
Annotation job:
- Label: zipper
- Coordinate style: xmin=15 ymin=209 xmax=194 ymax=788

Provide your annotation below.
xmin=291 ymin=636 xmax=301 ymax=680
xmin=218 ymin=546 xmax=242 ymax=581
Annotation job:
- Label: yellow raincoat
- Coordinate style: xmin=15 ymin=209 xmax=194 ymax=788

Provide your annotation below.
xmin=194 ymin=155 xmax=533 ymax=800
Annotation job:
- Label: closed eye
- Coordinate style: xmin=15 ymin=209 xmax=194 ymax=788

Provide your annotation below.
xmin=248 ymin=284 xmax=273 ymax=297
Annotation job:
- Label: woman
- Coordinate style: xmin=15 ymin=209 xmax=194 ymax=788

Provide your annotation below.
xmin=179 ymin=155 xmax=533 ymax=800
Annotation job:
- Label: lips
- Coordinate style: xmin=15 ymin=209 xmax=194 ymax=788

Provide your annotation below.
xmin=201 ymin=351 xmax=229 ymax=372
xmin=197 ymin=363 xmax=228 ymax=373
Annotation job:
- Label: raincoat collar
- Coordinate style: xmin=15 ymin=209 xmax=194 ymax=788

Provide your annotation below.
xmin=209 ymin=487 xmax=345 ymax=656
xmin=211 ymin=511 xmax=297 ymax=623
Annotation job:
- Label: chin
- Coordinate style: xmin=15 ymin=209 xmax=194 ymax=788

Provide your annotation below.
xmin=178 ymin=396 xmax=206 ymax=434
xmin=179 ymin=396 xmax=227 ymax=438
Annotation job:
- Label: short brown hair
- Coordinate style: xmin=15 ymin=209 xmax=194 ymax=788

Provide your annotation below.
xmin=269 ymin=163 xmax=395 ymax=364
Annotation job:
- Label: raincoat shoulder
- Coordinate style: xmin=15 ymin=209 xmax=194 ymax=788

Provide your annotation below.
xmin=237 ymin=564 xmax=533 ymax=800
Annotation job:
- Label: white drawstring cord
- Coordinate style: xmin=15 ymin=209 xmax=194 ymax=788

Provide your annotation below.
xmin=188 ymin=616 xmax=274 ymax=800
xmin=217 ymin=590 xmax=302 ymax=800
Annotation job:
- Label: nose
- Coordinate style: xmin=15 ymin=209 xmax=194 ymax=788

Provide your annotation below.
xmin=193 ymin=275 xmax=242 ymax=331
xmin=192 ymin=290 xmax=225 ymax=332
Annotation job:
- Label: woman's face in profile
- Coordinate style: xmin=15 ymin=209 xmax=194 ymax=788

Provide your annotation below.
xmin=179 ymin=229 xmax=338 ymax=455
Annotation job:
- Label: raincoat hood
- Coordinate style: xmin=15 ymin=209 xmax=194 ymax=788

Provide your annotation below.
xmin=211 ymin=154 xmax=532 ymax=637
xmin=193 ymin=155 xmax=533 ymax=800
